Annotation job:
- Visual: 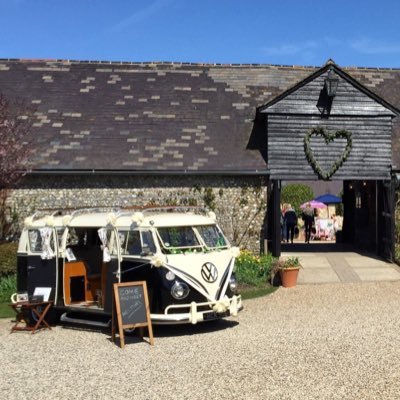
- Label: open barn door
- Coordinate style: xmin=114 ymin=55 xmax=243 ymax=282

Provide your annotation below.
xmin=266 ymin=180 xmax=281 ymax=257
xmin=377 ymin=179 xmax=396 ymax=261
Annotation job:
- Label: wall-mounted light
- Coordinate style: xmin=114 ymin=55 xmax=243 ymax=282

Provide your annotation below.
xmin=325 ymin=67 xmax=339 ymax=97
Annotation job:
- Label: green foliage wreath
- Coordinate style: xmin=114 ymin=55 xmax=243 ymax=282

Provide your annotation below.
xmin=304 ymin=127 xmax=352 ymax=180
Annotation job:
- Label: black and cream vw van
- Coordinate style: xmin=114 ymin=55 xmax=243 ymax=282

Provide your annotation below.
xmin=14 ymin=208 xmax=242 ymax=326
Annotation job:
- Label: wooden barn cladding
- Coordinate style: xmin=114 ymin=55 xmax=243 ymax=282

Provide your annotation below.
xmin=259 ymin=64 xmax=398 ymax=180
xmin=266 ymin=115 xmax=392 ymax=180
xmin=0 ymin=59 xmax=399 ymax=175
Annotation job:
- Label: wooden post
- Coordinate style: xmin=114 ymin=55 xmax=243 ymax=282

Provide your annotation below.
xmin=271 ymin=180 xmax=281 ymax=257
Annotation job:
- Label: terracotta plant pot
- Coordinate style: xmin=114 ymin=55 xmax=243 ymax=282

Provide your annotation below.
xmin=280 ymin=268 xmax=300 ymax=288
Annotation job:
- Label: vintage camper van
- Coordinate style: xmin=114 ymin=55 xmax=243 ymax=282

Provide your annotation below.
xmin=14 ymin=208 xmax=242 ymax=327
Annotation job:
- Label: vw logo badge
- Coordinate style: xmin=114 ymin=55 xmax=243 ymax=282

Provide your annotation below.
xmin=201 ymin=262 xmax=218 ymax=283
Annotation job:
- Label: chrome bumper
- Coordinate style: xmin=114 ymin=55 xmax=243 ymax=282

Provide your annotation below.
xmin=150 ymin=295 xmax=243 ymax=325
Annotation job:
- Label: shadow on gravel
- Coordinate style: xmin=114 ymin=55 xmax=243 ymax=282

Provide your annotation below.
xmin=59 ymin=318 xmax=239 ymax=344
xmin=102 ymin=320 xmax=241 ymax=347
xmin=152 ymin=319 xmax=239 ymax=338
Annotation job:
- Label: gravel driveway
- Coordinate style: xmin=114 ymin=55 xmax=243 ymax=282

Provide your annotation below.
xmin=2 ymin=282 xmax=400 ymax=400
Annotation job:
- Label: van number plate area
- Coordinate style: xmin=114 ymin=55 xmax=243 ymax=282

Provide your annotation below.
xmin=203 ymin=310 xmax=230 ymax=321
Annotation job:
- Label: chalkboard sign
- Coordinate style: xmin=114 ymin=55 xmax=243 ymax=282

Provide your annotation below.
xmin=118 ymin=285 xmax=147 ymax=325
xmin=111 ymin=281 xmax=154 ymax=348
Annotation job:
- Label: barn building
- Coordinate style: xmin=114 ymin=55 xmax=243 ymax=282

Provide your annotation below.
xmin=1 ymin=58 xmax=399 ymax=258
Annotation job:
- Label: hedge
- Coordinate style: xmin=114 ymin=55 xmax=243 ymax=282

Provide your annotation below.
xmin=0 ymin=242 xmax=18 ymax=278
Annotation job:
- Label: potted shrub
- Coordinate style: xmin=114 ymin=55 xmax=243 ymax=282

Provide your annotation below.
xmin=272 ymin=256 xmax=301 ymax=288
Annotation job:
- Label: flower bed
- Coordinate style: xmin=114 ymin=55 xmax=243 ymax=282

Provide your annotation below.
xmin=235 ymin=249 xmax=276 ymax=288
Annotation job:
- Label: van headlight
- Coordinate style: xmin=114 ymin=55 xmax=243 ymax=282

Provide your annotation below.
xmin=166 ymin=271 xmax=176 ymax=281
xmin=229 ymin=276 xmax=238 ymax=293
xmin=171 ymin=282 xmax=190 ymax=300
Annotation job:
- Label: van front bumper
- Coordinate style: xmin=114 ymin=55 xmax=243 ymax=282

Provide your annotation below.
xmin=150 ymin=295 xmax=243 ymax=325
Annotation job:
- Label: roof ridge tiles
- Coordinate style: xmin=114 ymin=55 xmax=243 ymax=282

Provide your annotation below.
xmin=0 ymin=58 xmax=398 ymax=72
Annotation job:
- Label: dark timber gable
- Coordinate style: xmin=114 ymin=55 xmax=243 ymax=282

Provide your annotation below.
xmin=259 ymin=64 xmax=399 ymax=181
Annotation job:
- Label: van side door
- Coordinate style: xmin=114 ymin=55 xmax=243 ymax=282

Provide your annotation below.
xmin=26 ymin=227 xmax=58 ymax=301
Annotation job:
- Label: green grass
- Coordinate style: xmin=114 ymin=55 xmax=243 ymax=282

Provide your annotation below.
xmin=0 ymin=302 xmax=14 ymax=318
xmin=0 ymin=274 xmax=16 ymax=318
xmin=0 ymin=242 xmax=18 ymax=278
xmin=0 ymin=274 xmax=16 ymax=302
xmin=240 ymin=284 xmax=278 ymax=300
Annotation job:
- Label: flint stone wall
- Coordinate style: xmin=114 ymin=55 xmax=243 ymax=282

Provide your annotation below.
xmin=10 ymin=174 xmax=268 ymax=253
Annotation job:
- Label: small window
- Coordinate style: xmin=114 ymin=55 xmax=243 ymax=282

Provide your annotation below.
xmin=141 ymin=231 xmax=156 ymax=255
xmin=119 ymin=230 xmax=156 ymax=256
xmin=66 ymin=227 xmax=85 ymax=247
xmin=28 ymin=229 xmax=42 ymax=252
xmin=56 ymin=227 xmax=66 ymax=248
xmin=126 ymin=231 xmax=142 ymax=255
xmin=28 ymin=229 xmax=56 ymax=253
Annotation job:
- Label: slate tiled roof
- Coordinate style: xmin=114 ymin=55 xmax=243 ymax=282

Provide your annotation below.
xmin=0 ymin=59 xmax=399 ymax=173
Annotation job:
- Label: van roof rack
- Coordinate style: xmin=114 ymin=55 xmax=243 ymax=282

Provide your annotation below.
xmin=141 ymin=206 xmax=211 ymax=215
xmin=30 ymin=209 xmax=68 ymax=221
xmin=70 ymin=207 xmax=121 ymax=217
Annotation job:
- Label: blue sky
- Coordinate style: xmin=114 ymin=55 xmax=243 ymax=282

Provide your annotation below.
xmin=1 ymin=0 xmax=400 ymax=68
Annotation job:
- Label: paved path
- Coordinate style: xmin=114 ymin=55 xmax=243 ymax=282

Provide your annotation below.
xmin=281 ymin=242 xmax=400 ymax=284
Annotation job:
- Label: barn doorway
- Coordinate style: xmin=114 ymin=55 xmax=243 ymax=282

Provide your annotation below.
xmin=268 ymin=178 xmax=396 ymax=262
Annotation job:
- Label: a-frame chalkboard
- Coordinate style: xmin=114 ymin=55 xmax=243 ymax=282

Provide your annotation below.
xmin=111 ymin=281 xmax=154 ymax=348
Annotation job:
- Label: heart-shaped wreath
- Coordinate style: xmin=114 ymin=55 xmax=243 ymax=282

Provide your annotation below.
xmin=304 ymin=127 xmax=352 ymax=180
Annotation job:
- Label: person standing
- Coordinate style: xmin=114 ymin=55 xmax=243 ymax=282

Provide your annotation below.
xmin=284 ymin=204 xmax=297 ymax=243
xmin=280 ymin=204 xmax=287 ymax=242
xmin=302 ymin=203 xmax=314 ymax=243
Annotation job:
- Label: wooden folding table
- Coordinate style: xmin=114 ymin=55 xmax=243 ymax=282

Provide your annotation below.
xmin=9 ymin=301 xmax=54 ymax=334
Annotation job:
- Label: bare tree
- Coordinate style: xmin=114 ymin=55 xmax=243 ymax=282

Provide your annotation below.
xmin=0 ymin=93 xmax=34 ymax=241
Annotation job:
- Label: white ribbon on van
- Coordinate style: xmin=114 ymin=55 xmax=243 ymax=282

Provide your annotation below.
xmin=39 ymin=227 xmax=55 ymax=260
xmin=97 ymin=228 xmax=111 ymax=263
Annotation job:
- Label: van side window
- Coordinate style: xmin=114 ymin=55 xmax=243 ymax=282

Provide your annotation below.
xmin=120 ymin=230 xmax=156 ymax=256
xmin=126 ymin=231 xmax=142 ymax=255
xmin=28 ymin=229 xmax=42 ymax=252
xmin=28 ymin=229 xmax=56 ymax=254
xmin=141 ymin=231 xmax=156 ymax=255
xmin=56 ymin=227 xmax=66 ymax=248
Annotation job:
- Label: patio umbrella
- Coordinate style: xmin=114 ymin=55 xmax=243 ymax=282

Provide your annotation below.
xmin=314 ymin=193 xmax=342 ymax=204
xmin=300 ymin=200 xmax=327 ymax=209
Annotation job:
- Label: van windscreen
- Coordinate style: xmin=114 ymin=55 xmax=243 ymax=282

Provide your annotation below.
xmin=157 ymin=226 xmax=201 ymax=250
xmin=196 ymin=225 xmax=227 ymax=249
